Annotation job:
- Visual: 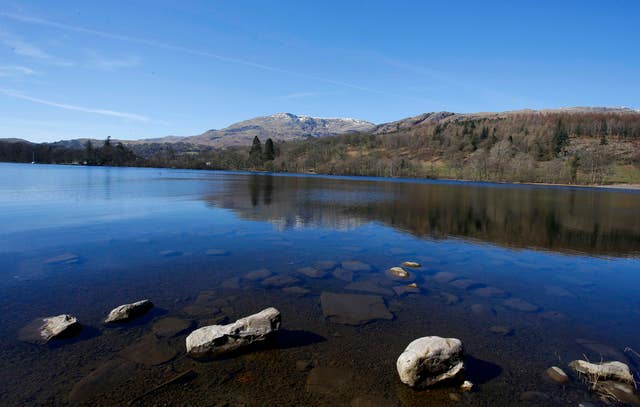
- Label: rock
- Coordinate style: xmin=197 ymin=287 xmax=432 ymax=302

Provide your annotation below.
xmin=152 ymin=317 xmax=194 ymax=337
xmin=320 ymin=292 xmax=393 ymax=325
xmin=206 ymin=249 xmax=229 ymax=256
xmin=186 ymin=307 xmax=281 ymax=358
xmin=402 ymin=261 xmax=421 ymax=268
xmin=393 ymin=284 xmax=420 ymax=296
xmin=306 ymin=367 xmax=354 ymax=395
xmin=473 ymin=286 xmax=508 ymax=298
xmin=461 ymin=380 xmax=473 ymax=391
xmin=315 ymin=260 xmax=338 ymax=270
xmin=332 ymin=268 xmax=354 ymax=282
xmin=544 ymin=285 xmax=576 ymax=298
xmin=261 ymin=275 xmax=300 ymax=287
xmin=545 ymin=366 xmax=569 ymax=383
xmin=594 ymin=381 xmax=640 ymax=405
xmin=396 ymin=336 xmax=465 ymax=388
xmin=502 ymin=298 xmax=540 ymax=313
xmin=441 ymin=292 xmax=460 ymax=305
xmin=387 ymin=267 xmax=410 ymax=279
xmin=471 ymin=304 xmax=496 ymax=318
xmin=244 ymin=268 xmax=272 ymax=281
xmin=105 ymin=299 xmax=153 ymax=323
xmin=119 ymin=334 xmax=178 ymax=366
xmin=341 ymin=261 xmax=372 ymax=272
xmin=433 ymin=272 xmax=457 ymax=283
xmin=568 ymin=360 xmax=635 ymax=384
xmin=488 ymin=325 xmax=513 ymax=336
xmin=282 ymin=286 xmax=310 ymax=296
xmin=19 ymin=314 xmax=81 ymax=343
xmin=44 ymin=253 xmax=80 ymax=265
xmin=449 ymin=279 xmax=482 ymax=290
xmin=344 ymin=280 xmax=394 ymax=296
xmin=297 ymin=267 xmax=328 ymax=279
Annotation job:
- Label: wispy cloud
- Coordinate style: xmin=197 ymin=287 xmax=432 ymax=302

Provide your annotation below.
xmin=0 ymin=88 xmax=149 ymax=122
xmin=0 ymin=65 xmax=38 ymax=77
xmin=86 ymin=50 xmax=141 ymax=70
xmin=0 ymin=11 xmax=386 ymax=95
xmin=0 ymin=32 xmax=74 ymax=66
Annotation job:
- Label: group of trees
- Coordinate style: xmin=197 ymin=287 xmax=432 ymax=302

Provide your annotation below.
xmin=2 ymin=111 xmax=639 ymax=185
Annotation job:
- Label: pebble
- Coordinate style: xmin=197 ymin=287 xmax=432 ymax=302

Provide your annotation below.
xmin=545 ymin=366 xmax=569 ymax=383
xmin=402 ymin=261 xmax=421 ymax=268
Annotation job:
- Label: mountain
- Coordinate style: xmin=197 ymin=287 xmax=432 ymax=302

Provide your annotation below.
xmin=179 ymin=113 xmax=376 ymax=147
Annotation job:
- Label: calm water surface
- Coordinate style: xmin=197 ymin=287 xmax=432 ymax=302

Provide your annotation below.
xmin=1 ymin=163 xmax=639 ymax=406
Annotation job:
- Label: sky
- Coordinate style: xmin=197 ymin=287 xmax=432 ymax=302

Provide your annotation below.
xmin=0 ymin=1 xmax=638 ymax=142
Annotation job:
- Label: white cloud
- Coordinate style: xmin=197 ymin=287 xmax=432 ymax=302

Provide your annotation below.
xmin=0 ymin=88 xmax=149 ymax=122
xmin=86 ymin=51 xmax=141 ymax=70
xmin=0 ymin=65 xmax=38 ymax=77
xmin=0 ymin=33 xmax=74 ymax=66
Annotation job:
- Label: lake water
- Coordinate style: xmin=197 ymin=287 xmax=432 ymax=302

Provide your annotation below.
xmin=1 ymin=162 xmax=639 ymax=406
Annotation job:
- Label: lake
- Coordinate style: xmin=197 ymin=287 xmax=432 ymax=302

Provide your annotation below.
xmin=0 ymin=162 xmax=639 ymax=405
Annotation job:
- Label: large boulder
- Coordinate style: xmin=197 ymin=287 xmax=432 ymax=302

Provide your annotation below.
xmin=186 ymin=307 xmax=281 ymax=358
xmin=397 ymin=336 xmax=465 ymax=388
xmin=568 ymin=360 xmax=635 ymax=384
xmin=105 ymin=299 xmax=153 ymax=323
xmin=19 ymin=314 xmax=81 ymax=343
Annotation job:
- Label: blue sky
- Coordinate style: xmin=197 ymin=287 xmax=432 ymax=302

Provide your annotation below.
xmin=0 ymin=0 xmax=638 ymax=142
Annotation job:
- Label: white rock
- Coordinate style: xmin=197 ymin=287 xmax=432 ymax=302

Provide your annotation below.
xmin=41 ymin=314 xmax=80 ymax=341
xmin=397 ymin=336 xmax=465 ymax=388
xmin=388 ymin=267 xmax=409 ymax=278
xmin=461 ymin=380 xmax=474 ymax=391
xmin=105 ymin=299 xmax=153 ymax=323
xmin=568 ymin=360 xmax=634 ymax=384
xmin=186 ymin=307 xmax=281 ymax=358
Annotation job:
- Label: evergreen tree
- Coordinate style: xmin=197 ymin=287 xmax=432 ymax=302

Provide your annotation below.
xmin=552 ymin=120 xmax=569 ymax=156
xmin=249 ymin=136 xmax=263 ymax=166
xmin=263 ymin=138 xmax=275 ymax=161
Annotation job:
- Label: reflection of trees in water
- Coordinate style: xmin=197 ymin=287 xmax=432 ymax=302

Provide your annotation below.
xmin=204 ymin=174 xmax=640 ymax=256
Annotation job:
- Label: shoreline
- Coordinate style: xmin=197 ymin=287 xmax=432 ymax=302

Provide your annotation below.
xmin=3 ymin=161 xmax=640 ymax=192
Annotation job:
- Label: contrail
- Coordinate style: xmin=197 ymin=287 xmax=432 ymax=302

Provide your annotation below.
xmin=0 ymin=88 xmax=149 ymax=122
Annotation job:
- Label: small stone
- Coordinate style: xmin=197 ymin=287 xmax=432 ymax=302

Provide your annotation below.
xmin=387 ymin=267 xmax=410 ymax=279
xmin=545 ymin=366 xmax=569 ymax=383
xmin=396 ymin=336 xmax=465 ymax=388
xmin=244 ymin=268 xmax=272 ymax=281
xmin=105 ymin=299 xmax=153 ymax=323
xmin=461 ymin=380 xmax=473 ymax=391
xmin=402 ymin=261 xmax=421 ymax=268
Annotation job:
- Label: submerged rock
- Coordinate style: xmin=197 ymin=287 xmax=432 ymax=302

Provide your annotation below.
xmin=545 ymin=366 xmax=570 ymax=383
xmin=244 ymin=268 xmax=272 ymax=281
xmin=341 ymin=260 xmax=372 ymax=272
xmin=19 ymin=314 xmax=81 ymax=343
xmin=473 ymin=286 xmax=508 ymax=298
xmin=152 ymin=317 xmax=194 ymax=338
xmin=393 ymin=284 xmax=420 ymax=296
xmin=119 ymin=334 xmax=178 ymax=366
xmin=441 ymin=292 xmax=460 ymax=305
xmin=332 ymin=268 xmax=354 ymax=282
xmin=433 ymin=272 xmax=457 ymax=283
xmin=186 ymin=307 xmax=281 ymax=358
xmin=488 ymin=325 xmax=513 ymax=336
xmin=315 ymin=260 xmax=338 ymax=270
xmin=320 ymin=292 xmax=393 ymax=325
xmin=282 ymin=286 xmax=311 ymax=296
xmin=471 ymin=304 xmax=496 ymax=318
xmin=502 ymin=298 xmax=540 ymax=313
xmin=344 ymin=280 xmax=394 ymax=296
xmin=105 ymin=299 xmax=153 ymax=323
xmin=569 ymin=360 xmax=635 ymax=384
xmin=261 ymin=275 xmax=300 ymax=287
xmin=449 ymin=279 xmax=482 ymax=290
xmin=396 ymin=336 xmax=465 ymax=388
xmin=296 ymin=267 xmax=328 ymax=279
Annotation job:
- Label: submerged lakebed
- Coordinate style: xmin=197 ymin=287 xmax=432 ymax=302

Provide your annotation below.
xmin=0 ymin=163 xmax=639 ymax=405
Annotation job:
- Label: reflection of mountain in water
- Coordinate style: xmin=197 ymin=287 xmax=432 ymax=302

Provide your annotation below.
xmin=203 ymin=174 xmax=640 ymax=257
